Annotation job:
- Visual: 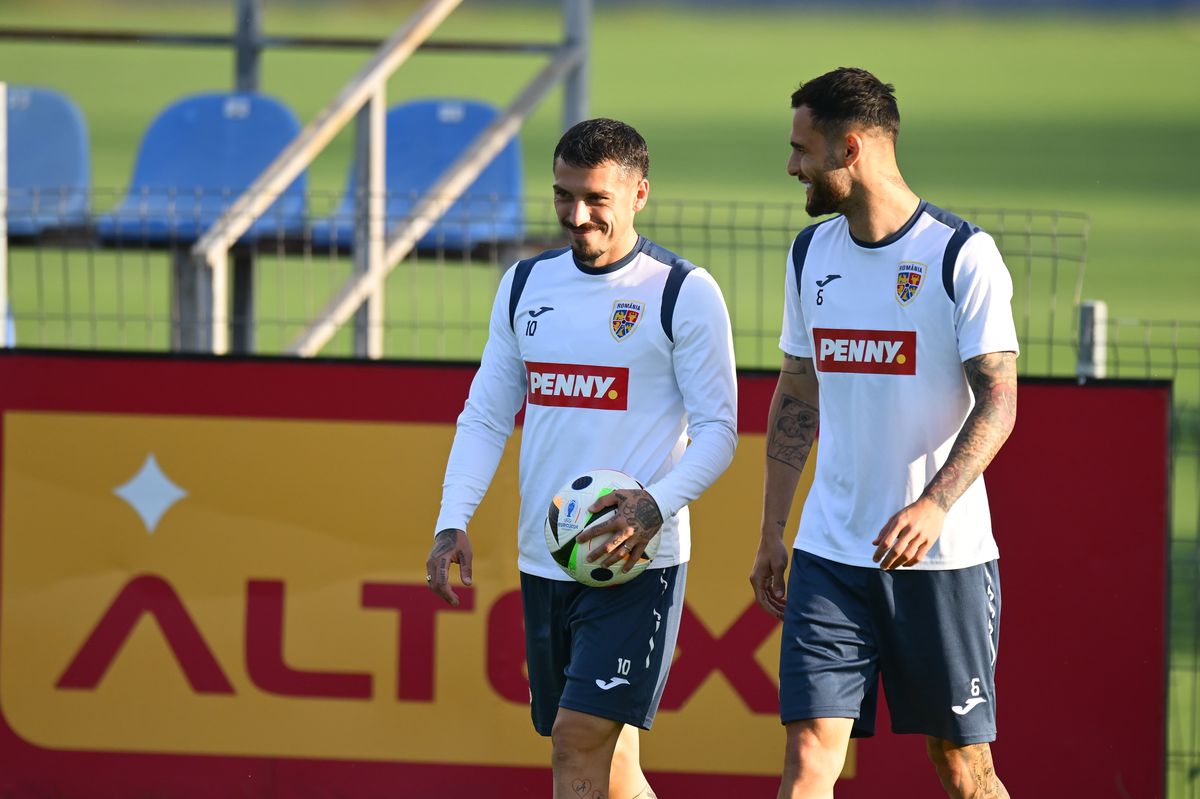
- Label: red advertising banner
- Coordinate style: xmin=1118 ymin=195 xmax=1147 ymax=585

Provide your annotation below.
xmin=0 ymin=352 xmax=1168 ymax=797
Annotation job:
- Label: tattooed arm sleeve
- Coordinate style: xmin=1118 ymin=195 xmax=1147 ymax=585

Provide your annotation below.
xmin=761 ymin=355 xmax=820 ymax=538
xmin=920 ymin=351 xmax=1018 ymax=512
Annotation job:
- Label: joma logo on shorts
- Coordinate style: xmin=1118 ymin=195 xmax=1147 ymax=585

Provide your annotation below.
xmin=525 ymin=362 xmax=629 ymax=410
xmin=814 ymin=328 xmax=916 ymax=375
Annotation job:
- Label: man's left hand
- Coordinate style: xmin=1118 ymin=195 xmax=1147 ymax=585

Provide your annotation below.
xmin=577 ymin=488 xmax=664 ymax=572
xmin=872 ymin=497 xmax=946 ymax=570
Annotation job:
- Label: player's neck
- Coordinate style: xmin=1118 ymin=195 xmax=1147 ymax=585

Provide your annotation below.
xmin=579 ymin=229 xmax=642 ymax=270
xmin=842 ymin=177 xmax=920 ymax=246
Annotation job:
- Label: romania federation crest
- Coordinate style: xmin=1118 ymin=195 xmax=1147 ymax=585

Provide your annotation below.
xmin=611 ymin=300 xmax=644 ymax=341
xmin=896 ymin=261 xmax=926 ymax=305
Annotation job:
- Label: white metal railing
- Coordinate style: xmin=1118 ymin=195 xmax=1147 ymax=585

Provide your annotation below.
xmin=191 ymin=0 xmax=463 ymax=355
xmin=191 ymin=0 xmax=590 ymax=357
xmin=287 ymin=43 xmax=583 ymax=357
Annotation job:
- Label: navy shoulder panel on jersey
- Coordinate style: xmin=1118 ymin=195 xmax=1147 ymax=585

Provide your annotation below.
xmin=790 ymin=217 xmax=838 ymax=300
xmin=642 ymin=239 xmax=697 ymax=343
xmin=508 ymin=247 xmax=570 ymax=330
xmin=923 ymin=203 xmax=983 ymax=304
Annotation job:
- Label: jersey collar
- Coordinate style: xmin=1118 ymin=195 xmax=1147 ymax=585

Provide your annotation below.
xmin=847 ymin=200 xmax=928 ymax=250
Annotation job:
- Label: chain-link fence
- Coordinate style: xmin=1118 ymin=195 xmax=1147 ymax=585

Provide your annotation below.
xmin=3 ymin=194 xmax=1197 ymax=795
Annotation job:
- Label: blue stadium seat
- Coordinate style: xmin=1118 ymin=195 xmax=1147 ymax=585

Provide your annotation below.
xmin=5 ymin=86 xmax=91 ymax=236
xmin=96 ymin=92 xmax=306 ymax=245
xmin=312 ymin=98 xmax=523 ymax=252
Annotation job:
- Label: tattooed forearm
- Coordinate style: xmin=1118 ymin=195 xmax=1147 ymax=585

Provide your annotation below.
xmin=767 ymin=394 xmax=819 ymax=470
xmin=922 ymin=351 xmax=1018 ymax=512
xmin=762 ymin=357 xmax=820 ymax=536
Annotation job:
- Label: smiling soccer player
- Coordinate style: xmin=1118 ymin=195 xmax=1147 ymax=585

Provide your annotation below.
xmin=750 ymin=67 xmax=1019 ymax=799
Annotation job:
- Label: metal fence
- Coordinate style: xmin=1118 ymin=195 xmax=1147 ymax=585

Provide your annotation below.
xmin=3 ymin=193 xmax=1091 ymax=367
xmin=3 ymin=194 xmax=1198 ymax=796
xmin=1098 ymin=317 xmax=1200 ymax=799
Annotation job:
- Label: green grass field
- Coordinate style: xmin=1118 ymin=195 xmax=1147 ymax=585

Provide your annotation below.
xmin=2 ymin=4 xmax=1199 ymax=792
xmin=1 ymin=14 xmax=1194 ymax=437
xmin=2 ymin=1 xmax=1198 ymax=321
xmin=4 ymin=1 xmax=1194 ymax=476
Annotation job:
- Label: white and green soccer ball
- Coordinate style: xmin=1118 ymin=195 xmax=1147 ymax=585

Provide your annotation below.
xmin=544 ymin=468 xmax=658 ymax=587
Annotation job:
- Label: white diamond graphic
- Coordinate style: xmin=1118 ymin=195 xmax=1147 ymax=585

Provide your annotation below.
xmin=114 ymin=453 xmax=188 ymax=534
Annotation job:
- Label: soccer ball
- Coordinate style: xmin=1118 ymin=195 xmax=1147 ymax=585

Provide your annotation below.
xmin=544 ymin=468 xmax=659 ymax=587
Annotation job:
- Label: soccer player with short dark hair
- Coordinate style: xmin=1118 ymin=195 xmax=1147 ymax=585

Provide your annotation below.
xmin=750 ymin=67 xmax=1018 ymax=798
xmin=427 ymin=118 xmax=737 ymax=799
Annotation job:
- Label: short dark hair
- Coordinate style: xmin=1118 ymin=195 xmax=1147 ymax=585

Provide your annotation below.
xmin=553 ymin=118 xmax=649 ymax=179
xmin=790 ymin=67 xmax=900 ymax=140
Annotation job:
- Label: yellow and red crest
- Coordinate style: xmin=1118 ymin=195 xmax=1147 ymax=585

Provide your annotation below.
xmin=610 ymin=300 xmax=644 ymax=341
xmin=896 ymin=261 xmax=926 ymax=305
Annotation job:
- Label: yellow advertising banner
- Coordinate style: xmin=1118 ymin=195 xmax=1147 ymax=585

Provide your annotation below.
xmin=1 ymin=410 xmax=815 ymax=775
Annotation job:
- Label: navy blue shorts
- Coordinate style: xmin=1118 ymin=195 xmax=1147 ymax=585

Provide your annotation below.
xmin=520 ymin=564 xmax=686 ymax=736
xmin=779 ymin=550 xmax=1001 ymax=745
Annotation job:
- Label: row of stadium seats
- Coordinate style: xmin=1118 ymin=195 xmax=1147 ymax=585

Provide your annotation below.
xmin=4 ymin=85 xmax=524 ymax=250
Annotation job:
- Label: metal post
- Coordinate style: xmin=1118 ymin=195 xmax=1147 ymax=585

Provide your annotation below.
xmin=562 ymin=0 xmax=590 ymax=130
xmin=1077 ymin=299 xmax=1108 ymax=380
xmin=0 ymin=80 xmax=9 ymax=347
xmin=0 ymin=82 xmax=9 ymax=348
xmin=172 ymin=249 xmax=214 ymax=352
xmin=230 ymin=255 xmax=254 ymax=353
xmin=352 ymin=89 xmax=386 ymax=359
xmin=235 ymin=0 xmax=262 ymax=92
xmin=231 ymin=0 xmax=262 ymax=353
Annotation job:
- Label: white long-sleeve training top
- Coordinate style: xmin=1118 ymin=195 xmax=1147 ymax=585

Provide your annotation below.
xmin=435 ymin=236 xmax=738 ymax=579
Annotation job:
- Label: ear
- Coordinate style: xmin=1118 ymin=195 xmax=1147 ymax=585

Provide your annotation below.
xmin=632 ymin=177 xmax=650 ymax=212
xmin=843 ymin=131 xmax=865 ymax=168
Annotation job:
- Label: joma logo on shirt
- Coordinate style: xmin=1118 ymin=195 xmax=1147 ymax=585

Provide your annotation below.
xmin=814 ymin=328 xmax=916 ymax=375
xmin=525 ymin=362 xmax=629 ymax=409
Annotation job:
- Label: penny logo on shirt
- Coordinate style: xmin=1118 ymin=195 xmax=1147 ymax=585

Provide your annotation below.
xmin=813 ymin=328 xmax=917 ymax=375
xmin=610 ymin=300 xmax=644 ymax=341
xmin=525 ymin=362 xmax=630 ymax=410
xmin=896 ymin=261 xmax=926 ymax=305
